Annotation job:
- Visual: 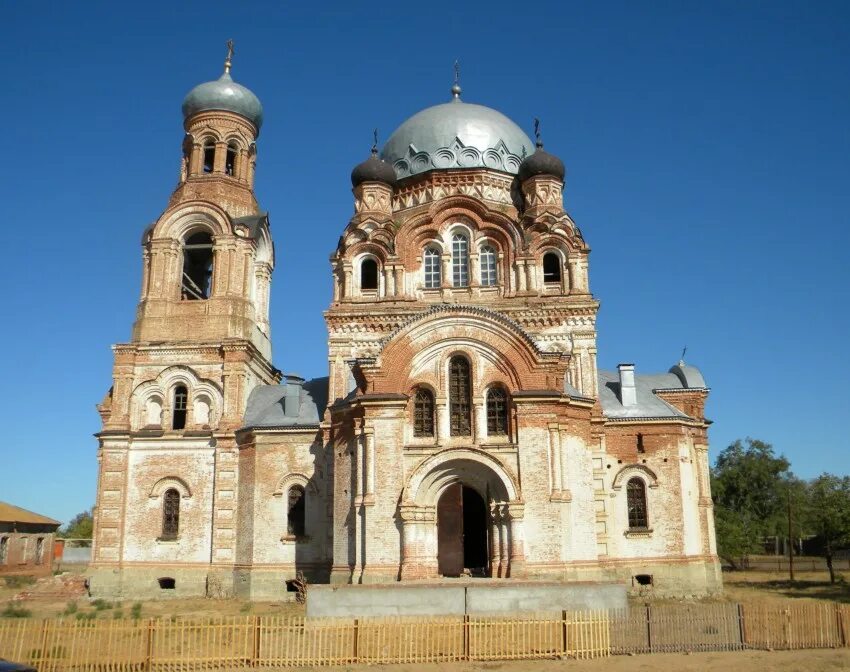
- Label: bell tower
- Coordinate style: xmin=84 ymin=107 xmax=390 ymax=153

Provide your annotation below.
xmin=90 ymin=44 xmax=279 ymax=596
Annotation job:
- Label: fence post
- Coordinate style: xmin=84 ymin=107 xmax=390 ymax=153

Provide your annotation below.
xmin=737 ymin=603 xmax=746 ymax=649
xmin=252 ymin=615 xmax=261 ymax=666
xmin=561 ymin=610 xmax=568 ymax=656
xmin=463 ymin=614 xmax=470 ymax=660
xmin=645 ymin=604 xmax=653 ymax=653
xmin=37 ymin=619 xmax=51 ymax=669
xmin=352 ymin=618 xmax=359 ymax=663
xmin=145 ymin=618 xmax=155 ymax=672
xmin=837 ymin=604 xmax=846 ymax=648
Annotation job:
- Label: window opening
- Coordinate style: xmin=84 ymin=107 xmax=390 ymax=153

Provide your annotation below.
xmin=287 ymin=485 xmax=306 ymax=537
xmin=0 ymin=537 xmax=7 ymax=564
xmin=451 ymin=233 xmax=469 ymax=287
xmin=225 ymin=143 xmax=237 ymax=176
xmin=543 ymin=252 xmax=561 ymax=283
xmin=202 ymin=141 xmax=215 ymax=173
xmin=633 ymin=574 xmax=653 ymax=587
xmin=35 ymin=538 xmax=44 ymax=565
xmin=161 ymin=488 xmax=180 ymax=539
xmin=637 ymin=433 xmax=645 ymax=453
xmin=181 ymin=232 xmax=214 ymax=300
xmin=360 ymin=258 xmax=378 ymax=291
xmin=413 ymin=388 xmax=435 ymax=437
xmin=480 ymin=245 xmax=497 ymax=287
xmin=172 ymin=386 xmax=188 ymax=430
xmin=627 ymin=478 xmax=648 ymax=529
xmin=158 ymin=577 xmax=176 ymax=589
xmin=487 ymin=387 xmax=509 ymax=435
xmin=423 ymin=247 xmax=441 ymax=289
xmin=449 ymin=357 xmax=472 ymax=436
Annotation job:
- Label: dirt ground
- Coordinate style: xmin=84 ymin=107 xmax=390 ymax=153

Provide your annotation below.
xmin=331 ymin=649 xmax=850 ymax=671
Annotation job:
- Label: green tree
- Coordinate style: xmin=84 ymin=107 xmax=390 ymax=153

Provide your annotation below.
xmin=807 ymin=474 xmax=850 ymax=583
xmin=711 ymin=438 xmax=791 ymax=568
xmin=60 ymin=509 xmax=94 ymax=540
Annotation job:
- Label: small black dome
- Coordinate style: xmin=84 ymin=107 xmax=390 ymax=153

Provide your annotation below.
xmin=518 ymin=146 xmax=565 ymax=182
xmin=351 ymin=151 xmax=397 ymax=187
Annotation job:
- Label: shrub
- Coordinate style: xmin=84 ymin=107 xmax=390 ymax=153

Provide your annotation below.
xmin=2 ymin=603 xmax=32 ymax=618
xmin=75 ymin=612 xmax=96 ymax=621
xmin=2 ymin=576 xmax=36 ymax=589
xmin=113 ymin=609 xmax=124 ymax=619
xmin=130 ymin=602 xmax=142 ymax=620
xmin=91 ymin=598 xmax=112 ymax=611
xmin=63 ymin=601 xmax=78 ymax=615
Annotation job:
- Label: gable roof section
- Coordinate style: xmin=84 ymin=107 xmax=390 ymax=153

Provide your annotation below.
xmin=0 ymin=501 xmax=61 ymax=527
xmin=597 ymin=370 xmax=692 ymax=420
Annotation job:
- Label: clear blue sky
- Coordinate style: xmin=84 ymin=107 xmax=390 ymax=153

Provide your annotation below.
xmin=2 ymin=1 xmax=848 ymax=525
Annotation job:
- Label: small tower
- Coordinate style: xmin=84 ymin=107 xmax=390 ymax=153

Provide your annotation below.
xmin=90 ymin=45 xmax=279 ymax=596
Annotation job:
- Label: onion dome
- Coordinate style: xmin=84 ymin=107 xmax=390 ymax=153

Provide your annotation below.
xmin=381 ymin=81 xmax=533 ymax=180
xmin=518 ymin=119 xmax=565 ymax=181
xmin=181 ymin=46 xmax=263 ymax=133
xmin=351 ymin=139 xmax=397 ymax=187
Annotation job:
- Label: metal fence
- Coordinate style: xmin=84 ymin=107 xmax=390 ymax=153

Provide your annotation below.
xmin=1 ymin=601 xmax=848 ymax=670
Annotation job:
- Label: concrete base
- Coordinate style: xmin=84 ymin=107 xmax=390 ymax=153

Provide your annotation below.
xmin=306 ymin=580 xmax=627 ymax=619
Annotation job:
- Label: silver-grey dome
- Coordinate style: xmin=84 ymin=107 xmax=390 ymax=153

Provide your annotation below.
xmin=182 ymin=72 xmax=263 ymax=132
xmin=381 ymin=97 xmax=533 ymax=180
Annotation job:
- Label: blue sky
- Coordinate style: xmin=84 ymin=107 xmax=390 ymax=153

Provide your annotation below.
xmin=2 ymin=1 xmax=848 ymax=525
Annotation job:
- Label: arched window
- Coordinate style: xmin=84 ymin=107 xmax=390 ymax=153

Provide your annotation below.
xmin=627 ymin=478 xmax=648 ymax=529
xmin=172 ymin=385 xmax=188 ymax=430
xmin=486 ymin=387 xmax=509 ymax=435
xmin=480 ymin=245 xmax=497 ymax=287
xmin=161 ymin=488 xmax=180 ymax=540
xmin=543 ymin=252 xmax=561 ymax=283
xmin=413 ymin=388 xmax=435 ymax=437
xmin=423 ymin=247 xmax=441 ymax=289
xmin=181 ymin=232 xmax=214 ymax=300
xmin=451 ymin=233 xmax=469 ymax=287
xmin=202 ymin=140 xmax=216 ymax=173
xmin=360 ymin=258 xmax=378 ymax=291
xmin=0 ymin=537 xmax=8 ymax=565
xmin=449 ymin=356 xmax=472 ymax=436
xmin=225 ymin=143 xmax=237 ymax=176
xmin=287 ymin=485 xmax=306 ymax=537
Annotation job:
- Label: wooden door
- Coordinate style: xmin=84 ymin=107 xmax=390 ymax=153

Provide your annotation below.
xmin=437 ymin=483 xmax=464 ymax=576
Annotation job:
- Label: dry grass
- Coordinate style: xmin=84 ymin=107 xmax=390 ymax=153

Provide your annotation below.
xmin=719 ymin=570 xmax=850 ymax=605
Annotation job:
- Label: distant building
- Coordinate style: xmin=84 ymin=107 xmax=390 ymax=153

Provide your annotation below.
xmin=0 ymin=502 xmax=60 ymax=576
xmin=89 ymin=49 xmax=720 ymax=599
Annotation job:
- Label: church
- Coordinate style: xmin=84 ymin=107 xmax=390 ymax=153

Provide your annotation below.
xmin=88 ymin=49 xmax=721 ymax=599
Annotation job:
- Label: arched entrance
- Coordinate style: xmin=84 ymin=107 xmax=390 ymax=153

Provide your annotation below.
xmin=437 ymin=483 xmax=488 ymax=576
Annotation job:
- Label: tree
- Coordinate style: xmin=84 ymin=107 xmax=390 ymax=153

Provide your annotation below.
xmin=711 ymin=438 xmax=791 ymax=568
xmin=807 ymin=474 xmax=850 ymax=583
xmin=60 ymin=509 xmax=93 ymax=540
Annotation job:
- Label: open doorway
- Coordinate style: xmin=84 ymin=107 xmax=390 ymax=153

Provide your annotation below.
xmin=437 ymin=483 xmax=488 ymax=577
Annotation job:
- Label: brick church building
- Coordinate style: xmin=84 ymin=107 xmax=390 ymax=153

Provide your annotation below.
xmin=89 ymin=50 xmax=721 ymax=599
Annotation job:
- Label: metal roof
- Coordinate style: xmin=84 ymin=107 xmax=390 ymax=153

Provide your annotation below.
xmin=242 ymin=377 xmax=329 ymax=429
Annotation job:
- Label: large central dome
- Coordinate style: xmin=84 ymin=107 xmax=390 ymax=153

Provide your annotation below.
xmin=381 ymin=89 xmax=533 ymax=181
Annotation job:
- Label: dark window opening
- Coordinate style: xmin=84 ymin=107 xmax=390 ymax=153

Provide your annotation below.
xmin=413 ymin=388 xmax=435 ymax=437
xmin=360 ymin=258 xmax=379 ymax=291
xmin=181 ymin=231 xmax=214 ymax=300
xmin=202 ymin=141 xmax=215 ymax=173
xmin=0 ymin=537 xmax=8 ymax=564
xmin=35 ymin=538 xmax=44 ymax=565
xmin=627 ymin=478 xmax=648 ymax=529
xmin=287 ymin=485 xmax=306 ymax=537
xmin=543 ymin=252 xmax=561 ymax=283
xmin=636 ymin=433 xmax=645 ymax=453
xmin=161 ymin=488 xmax=180 ymax=539
xmin=172 ymin=385 xmax=188 ymax=430
xmin=449 ymin=357 xmax=472 ymax=436
xmin=285 ymin=579 xmax=299 ymax=592
xmin=487 ymin=387 xmax=509 ymax=435
xmin=158 ymin=577 xmax=176 ymax=590
xmin=225 ymin=144 xmax=237 ymax=176
xmin=633 ymin=574 xmax=653 ymax=587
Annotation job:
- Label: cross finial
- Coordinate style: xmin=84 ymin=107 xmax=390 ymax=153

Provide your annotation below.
xmin=371 ymin=128 xmax=379 ymax=156
xmin=451 ymin=60 xmax=462 ymax=99
xmin=224 ymin=39 xmax=235 ymax=74
xmin=533 ymin=117 xmax=543 ymax=148
xmin=679 ymin=346 xmax=687 ymax=365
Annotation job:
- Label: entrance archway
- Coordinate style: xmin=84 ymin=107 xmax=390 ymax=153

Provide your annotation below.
xmin=437 ymin=483 xmax=488 ymax=577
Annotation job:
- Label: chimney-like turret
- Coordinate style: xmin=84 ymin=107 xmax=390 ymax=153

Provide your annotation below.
xmin=284 ymin=374 xmax=305 ymax=418
xmin=618 ymin=363 xmax=637 ymax=406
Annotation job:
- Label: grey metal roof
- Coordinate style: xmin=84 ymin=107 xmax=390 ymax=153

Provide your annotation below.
xmin=243 ymin=377 xmax=328 ymax=428
xmin=596 ymin=365 xmax=708 ymax=420
xmin=182 ymin=71 xmax=263 ymax=132
xmin=381 ymin=94 xmax=533 ymax=180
